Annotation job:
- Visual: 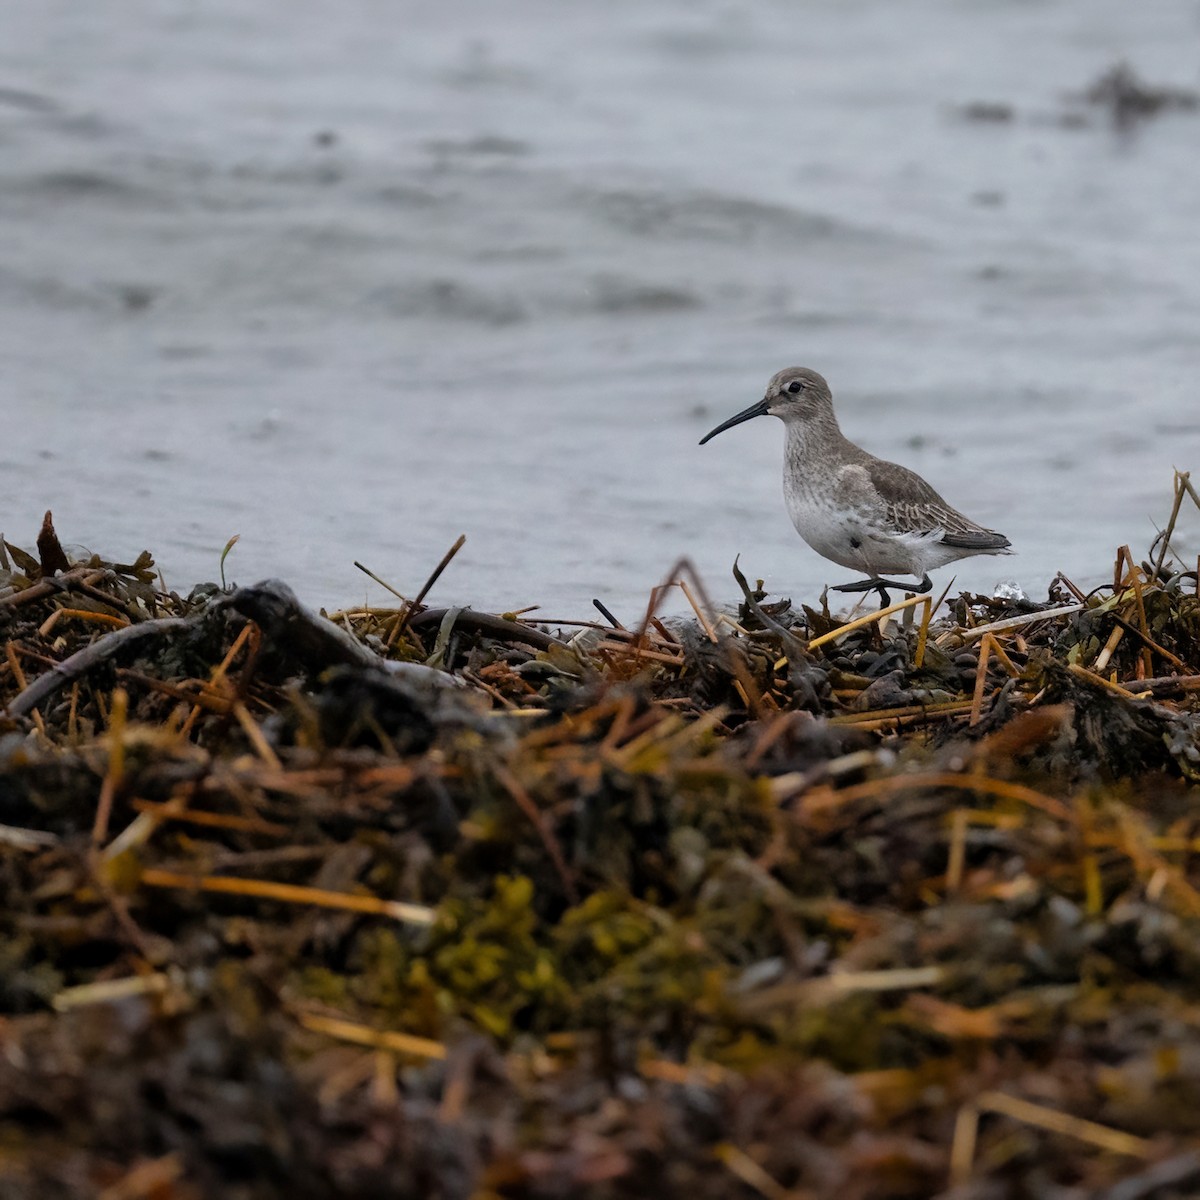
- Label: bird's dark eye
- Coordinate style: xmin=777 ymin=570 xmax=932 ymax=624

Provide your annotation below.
xmin=786 ymin=380 xmax=805 ymax=395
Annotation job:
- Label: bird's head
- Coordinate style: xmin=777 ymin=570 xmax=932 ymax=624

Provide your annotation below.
xmin=698 ymin=367 xmax=832 ymax=445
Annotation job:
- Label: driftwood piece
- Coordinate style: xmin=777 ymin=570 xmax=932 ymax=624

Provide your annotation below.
xmin=4 ymin=581 xmax=483 ymax=724
xmin=225 ymin=580 xmax=472 ymax=693
xmin=4 ymin=617 xmax=191 ymax=718
xmin=226 ymin=580 xmax=381 ymax=671
xmin=408 ymin=607 xmax=565 ymax=652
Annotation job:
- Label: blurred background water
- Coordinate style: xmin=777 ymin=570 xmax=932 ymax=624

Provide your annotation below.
xmin=2 ymin=0 xmax=1199 ymax=619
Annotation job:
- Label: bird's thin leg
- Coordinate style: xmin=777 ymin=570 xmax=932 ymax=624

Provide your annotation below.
xmin=832 ymin=574 xmax=932 ymax=606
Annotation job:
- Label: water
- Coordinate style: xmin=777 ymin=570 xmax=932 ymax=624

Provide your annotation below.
xmin=2 ymin=0 xmax=1199 ymax=621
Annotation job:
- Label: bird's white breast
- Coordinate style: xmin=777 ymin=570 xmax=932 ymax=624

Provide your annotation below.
xmin=784 ymin=485 xmax=910 ymax=573
xmin=781 ymin=445 xmax=930 ymax=576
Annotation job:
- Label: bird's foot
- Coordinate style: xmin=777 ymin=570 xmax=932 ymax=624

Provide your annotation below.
xmin=832 ymin=574 xmax=932 ymax=606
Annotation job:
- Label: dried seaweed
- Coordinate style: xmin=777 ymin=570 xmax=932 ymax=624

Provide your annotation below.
xmin=3 ymin=474 xmax=1200 ymax=1198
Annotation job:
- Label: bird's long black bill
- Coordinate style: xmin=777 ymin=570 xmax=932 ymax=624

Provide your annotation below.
xmin=698 ymin=398 xmax=769 ymax=445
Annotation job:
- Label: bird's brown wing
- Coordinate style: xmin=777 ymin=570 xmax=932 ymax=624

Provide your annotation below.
xmin=865 ymin=458 xmax=1010 ymax=548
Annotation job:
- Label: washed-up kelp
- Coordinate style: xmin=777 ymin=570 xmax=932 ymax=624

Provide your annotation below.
xmin=2 ymin=476 xmax=1200 ymax=1200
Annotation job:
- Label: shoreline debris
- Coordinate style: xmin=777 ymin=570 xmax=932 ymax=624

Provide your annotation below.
xmin=3 ymin=476 xmax=1200 ymax=1197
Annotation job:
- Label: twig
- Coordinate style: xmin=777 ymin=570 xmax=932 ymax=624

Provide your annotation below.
xmin=596 ymin=641 xmax=685 ymax=667
xmin=0 ymin=823 xmax=60 ymax=850
xmin=969 ymin=634 xmax=994 ymax=726
xmin=914 ymin=596 xmax=934 ymax=669
xmin=1179 ymin=470 xmax=1200 ymax=513
xmin=296 ymin=1010 xmax=446 ymax=1060
xmin=679 ymin=578 xmax=718 ymax=644
xmin=1054 ymin=572 xmax=1089 ymax=604
xmin=951 ymin=603 xmax=1085 ymax=643
xmin=946 ymin=808 xmax=969 ymax=892
xmin=808 ymin=593 xmax=929 ymax=650
xmin=976 ymin=1090 xmax=1153 ymax=1157
xmin=1092 ymin=623 xmax=1125 ymax=674
xmin=1102 ymin=673 xmax=1200 ymax=697
xmin=1152 ymin=470 xmax=1188 ymax=578
xmin=713 ymin=1144 xmax=794 ymax=1200
xmin=592 ymin=598 xmax=624 ymax=629
xmin=781 ymin=770 xmax=1071 ymax=821
xmin=1117 ymin=546 xmax=1155 ymax=678
xmin=70 ymin=578 xmax=149 ymax=625
xmin=52 ymin=972 xmax=172 ymax=1012
xmin=353 ymin=560 xmax=407 ymax=602
xmin=93 ymin=687 xmax=128 ymax=846
xmin=1110 ymin=611 xmax=1185 ymax=669
xmin=116 ymin=669 xmax=233 ymax=712
xmin=1067 ymin=663 xmax=1147 ymax=699
xmin=139 ymin=868 xmax=436 ymax=925
xmin=650 ymin=616 xmax=681 ymax=645
xmin=640 ymin=1055 xmax=730 ymax=1087
xmin=180 ymin=622 xmax=255 ymax=739
xmin=232 ymin=701 xmax=282 ymax=769
xmin=727 ymin=642 xmax=767 ymax=720
xmin=828 ymin=699 xmax=975 ymax=726
xmin=131 ymin=799 xmax=286 ymax=836
xmin=631 ymin=557 xmax=721 ymax=663
xmin=828 ymin=710 xmax=973 ymax=733
xmin=0 ymin=565 xmax=103 ymax=610
xmin=737 ymin=965 xmax=946 ymax=1015
xmin=38 ymin=608 xmax=130 ymax=637
xmin=390 ymin=534 xmax=466 ymax=647
xmin=949 ymin=1104 xmax=981 ymax=1187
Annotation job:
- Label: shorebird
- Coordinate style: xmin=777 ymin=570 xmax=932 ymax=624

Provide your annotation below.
xmin=699 ymin=367 xmax=1012 ymax=601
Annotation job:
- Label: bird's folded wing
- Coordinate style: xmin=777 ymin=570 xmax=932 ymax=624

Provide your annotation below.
xmin=939 ymin=528 xmax=1012 ymax=550
xmin=865 ymin=459 xmax=1007 ymax=545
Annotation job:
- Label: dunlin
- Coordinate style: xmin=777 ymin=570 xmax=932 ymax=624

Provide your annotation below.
xmin=700 ymin=367 xmax=1012 ymax=601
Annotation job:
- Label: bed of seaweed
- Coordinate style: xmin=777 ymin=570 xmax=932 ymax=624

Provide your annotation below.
xmin=2 ymin=474 xmax=1200 ymax=1200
